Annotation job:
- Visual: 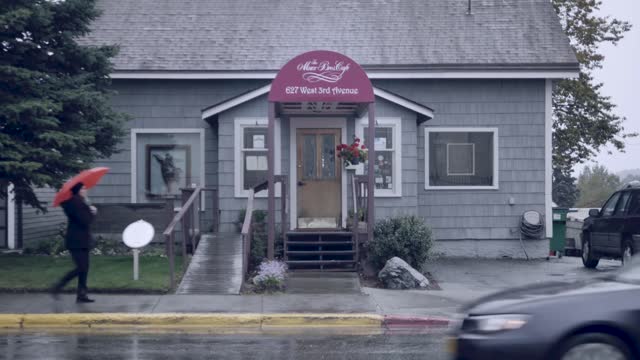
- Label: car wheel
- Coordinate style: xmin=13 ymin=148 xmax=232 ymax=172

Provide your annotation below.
xmin=581 ymin=234 xmax=599 ymax=269
xmin=622 ymin=239 xmax=633 ymax=265
xmin=557 ymin=333 xmax=632 ymax=360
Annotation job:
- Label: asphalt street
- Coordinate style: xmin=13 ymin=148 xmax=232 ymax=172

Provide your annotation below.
xmin=0 ymin=331 xmax=450 ymax=360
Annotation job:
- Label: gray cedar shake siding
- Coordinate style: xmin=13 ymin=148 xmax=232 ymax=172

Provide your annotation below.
xmin=90 ymin=80 xmax=269 ymax=234
xmin=403 ymin=79 xmax=545 ymax=241
xmin=21 ymin=188 xmax=65 ymax=246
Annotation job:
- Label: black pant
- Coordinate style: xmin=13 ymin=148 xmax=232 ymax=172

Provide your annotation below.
xmin=55 ymin=249 xmax=90 ymax=296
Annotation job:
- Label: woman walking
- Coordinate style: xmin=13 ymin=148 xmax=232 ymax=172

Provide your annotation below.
xmin=51 ymin=182 xmax=97 ymax=303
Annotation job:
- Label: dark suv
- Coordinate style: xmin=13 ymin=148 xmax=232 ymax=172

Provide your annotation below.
xmin=582 ymin=183 xmax=640 ymax=268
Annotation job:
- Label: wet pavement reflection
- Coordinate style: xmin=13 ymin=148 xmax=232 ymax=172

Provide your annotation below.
xmin=0 ymin=331 xmax=449 ymax=360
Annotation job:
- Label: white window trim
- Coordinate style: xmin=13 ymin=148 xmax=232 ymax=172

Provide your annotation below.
xmin=355 ymin=117 xmax=402 ymax=197
xmin=130 ymin=128 xmax=206 ymax=208
xmin=447 ymin=143 xmax=476 ymax=176
xmin=234 ymin=118 xmax=281 ymax=198
xmin=425 ymin=127 xmax=499 ymax=190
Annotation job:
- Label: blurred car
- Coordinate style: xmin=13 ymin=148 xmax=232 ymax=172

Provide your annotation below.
xmin=581 ymin=182 xmax=640 ymax=268
xmin=448 ymin=256 xmax=640 ymax=360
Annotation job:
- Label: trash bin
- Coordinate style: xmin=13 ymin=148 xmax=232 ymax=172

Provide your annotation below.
xmin=550 ymin=207 xmax=569 ymax=257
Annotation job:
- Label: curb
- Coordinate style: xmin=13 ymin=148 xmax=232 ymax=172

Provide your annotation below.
xmin=0 ymin=313 xmax=451 ymax=332
xmin=383 ymin=315 xmax=450 ymax=329
xmin=0 ymin=313 xmax=383 ymax=330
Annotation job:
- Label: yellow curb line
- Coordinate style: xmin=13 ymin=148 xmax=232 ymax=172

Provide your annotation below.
xmin=0 ymin=313 xmax=384 ymax=330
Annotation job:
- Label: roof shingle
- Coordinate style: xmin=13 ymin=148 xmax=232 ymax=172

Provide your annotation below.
xmin=83 ymin=0 xmax=578 ymax=72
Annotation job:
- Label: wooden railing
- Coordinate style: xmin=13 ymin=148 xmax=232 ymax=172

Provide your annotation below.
xmin=163 ymin=186 xmax=219 ymax=290
xmin=241 ymin=176 xmax=287 ymax=279
xmin=352 ymin=175 xmax=370 ymax=266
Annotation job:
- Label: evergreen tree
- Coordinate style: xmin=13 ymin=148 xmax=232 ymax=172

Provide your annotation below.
xmin=551 ymin=0 xmax=633 ymax=204
xmin=0 ymin=0 xmax=127 ymax=210
xmin=552 ymin=167 xmax=579 ymax=208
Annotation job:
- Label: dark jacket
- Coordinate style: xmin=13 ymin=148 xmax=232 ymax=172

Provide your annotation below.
xmin=61 ymin=195 xmax=95 ymax=249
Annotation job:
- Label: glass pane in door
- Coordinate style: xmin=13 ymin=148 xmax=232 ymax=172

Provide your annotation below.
xmin=302 ymin=135 xmax=316 ymax=180
xmin=321 ymin=134 xmax=336 ymax=179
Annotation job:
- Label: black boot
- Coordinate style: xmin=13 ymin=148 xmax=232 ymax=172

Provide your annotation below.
xmin=76 ymin=289 xmax=94 ymax=303
xmin=76 ymin=296 xmax=95 ymax=303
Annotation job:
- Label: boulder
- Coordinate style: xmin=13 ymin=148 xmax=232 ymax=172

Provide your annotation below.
xmin=378 ymin=257 xmax=430 ymax=289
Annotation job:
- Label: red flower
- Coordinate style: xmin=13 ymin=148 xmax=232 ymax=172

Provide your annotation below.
xmin=361 ymin=145 xmax=366 ymax=150
xmin=354 ymin=137 xmax=360 ymax=143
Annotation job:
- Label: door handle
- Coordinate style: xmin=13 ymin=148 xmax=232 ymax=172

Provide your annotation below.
xmin=298 ymin=181 xmax=306 ymax=186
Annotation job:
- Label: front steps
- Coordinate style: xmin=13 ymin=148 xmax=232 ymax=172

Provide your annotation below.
xmin=285 ymin=231 xmax=357 ymax=271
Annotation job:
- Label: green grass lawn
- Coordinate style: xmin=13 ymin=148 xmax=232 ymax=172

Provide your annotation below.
xmin=0 ymin=254 xmax=185 ymax=293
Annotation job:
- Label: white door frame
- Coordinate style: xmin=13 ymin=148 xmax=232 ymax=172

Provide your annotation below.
xmin=289 ymin=118 xmax=347 ymax=230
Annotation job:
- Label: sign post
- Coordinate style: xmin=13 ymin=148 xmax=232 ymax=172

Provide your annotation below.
xmin=122 ymin=220 xmax=155 ymax=281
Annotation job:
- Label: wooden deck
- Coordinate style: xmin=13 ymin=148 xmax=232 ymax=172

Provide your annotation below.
xmin=176 ymin=233 xmax=243 ymax=294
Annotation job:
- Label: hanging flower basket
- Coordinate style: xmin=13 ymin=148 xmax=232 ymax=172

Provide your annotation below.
xmin=337 ymin=136 xmax=367 ymax=168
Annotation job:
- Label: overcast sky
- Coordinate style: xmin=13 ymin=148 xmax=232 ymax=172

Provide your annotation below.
xmin=573 ymin=1 xmax=640 ymax=176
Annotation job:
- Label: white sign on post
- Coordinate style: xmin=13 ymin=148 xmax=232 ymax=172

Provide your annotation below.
xmin=122 ymin=220 xmax=155 ymax=281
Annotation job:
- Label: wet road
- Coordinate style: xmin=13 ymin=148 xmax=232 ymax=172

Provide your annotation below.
xmin=0 ymin=331 xmax=449 ymax=360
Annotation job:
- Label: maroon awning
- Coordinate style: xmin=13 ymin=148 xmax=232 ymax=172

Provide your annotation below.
xmin=269 ymin=50 xmax=374 ymax=104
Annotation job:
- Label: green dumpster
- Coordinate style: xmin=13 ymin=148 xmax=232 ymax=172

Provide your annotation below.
xmin=551 ymin=207 xmax=569 ymax=256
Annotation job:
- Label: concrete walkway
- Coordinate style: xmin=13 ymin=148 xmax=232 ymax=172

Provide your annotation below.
xmin=0 ymin=293 xmax=378 ymax=314
xmin=176 ymin=233 xmax=243 ymax=295
xmin=286 ymin=272 xmax=362 ymax=294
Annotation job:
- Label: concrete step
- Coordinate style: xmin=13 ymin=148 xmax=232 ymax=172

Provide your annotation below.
xmin=286 ymin=250 xmax=355 ymax=255
xmin=286 ymin=241 xmax=353 ymax=245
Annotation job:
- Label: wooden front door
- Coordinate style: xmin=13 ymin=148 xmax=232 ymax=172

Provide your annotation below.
xmin=296 ymin=128 xmax=342 ymax=229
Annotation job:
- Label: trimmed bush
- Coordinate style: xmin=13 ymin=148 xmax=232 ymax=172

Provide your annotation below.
xmin=368 ymin=215 xmax=433 ymax=271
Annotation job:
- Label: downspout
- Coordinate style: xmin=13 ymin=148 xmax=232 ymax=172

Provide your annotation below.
xmin=7 ymin=184 xmax=15 ymax=249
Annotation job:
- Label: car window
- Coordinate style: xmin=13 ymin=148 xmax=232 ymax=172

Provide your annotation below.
xmin=614 ymin=191 xmax=632 ymax=216
xmin=628 ymin=191 xmax=640 ymax=215
xmin=602 ymin=192 xmax=621 ymax=217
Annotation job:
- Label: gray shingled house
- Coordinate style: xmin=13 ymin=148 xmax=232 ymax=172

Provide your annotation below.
xmin=12 ymin=0 xmax=579 ymax=263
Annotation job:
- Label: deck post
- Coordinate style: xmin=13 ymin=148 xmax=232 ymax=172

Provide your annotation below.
xmin=267 ymin=102 xmax=276 ymax=259
xmin=367 ymin=103 xmax=376 ymax=243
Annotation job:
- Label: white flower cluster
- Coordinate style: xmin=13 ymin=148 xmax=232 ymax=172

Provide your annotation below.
xmin=253 ymin=260 xmax=288 ymax=289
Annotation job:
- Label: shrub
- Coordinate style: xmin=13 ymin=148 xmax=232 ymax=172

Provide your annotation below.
xmin=23 ymin=222 xmax=66 ymax=255
xmin=246 ymin=210 xmax=284 ymax=272
xmin=252 ymin=260 xmax=288 ymax=292
xmin=368 ymin=215 xmax=433 ymax=271
xmin=23 ymin=236 xmax=65 ymax=255
xmin=91 ymin=235 xmax=130 ymax=256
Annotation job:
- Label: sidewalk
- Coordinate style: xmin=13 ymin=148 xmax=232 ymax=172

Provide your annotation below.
xmin=0 ymin=257 xmax=621 ymax=331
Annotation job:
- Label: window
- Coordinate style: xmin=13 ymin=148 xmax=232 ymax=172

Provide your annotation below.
xmin=234 ymin=118 xmax=280 ymax=197
xmin=601 ymin=192 xmax=621 ymax=217
xmin=425 ymin=128 xmax=498 ymax=190
xmin=131 ymin=129 xmax=205 ymax=203
xmin=628 ymin=192 xmax=640 ymax=215
xmin=614 ymin=191 xmax=632 ymax=216
xmin=355 ymin=117 xmax=402 ymax=197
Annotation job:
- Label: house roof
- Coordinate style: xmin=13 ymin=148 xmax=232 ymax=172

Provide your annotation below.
xmin=85 ymin=0 xmax=578 ymax=74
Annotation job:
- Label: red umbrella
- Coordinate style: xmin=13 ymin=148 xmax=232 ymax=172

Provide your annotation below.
xmin=52 ymin=167 xmax=110 ymax=207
